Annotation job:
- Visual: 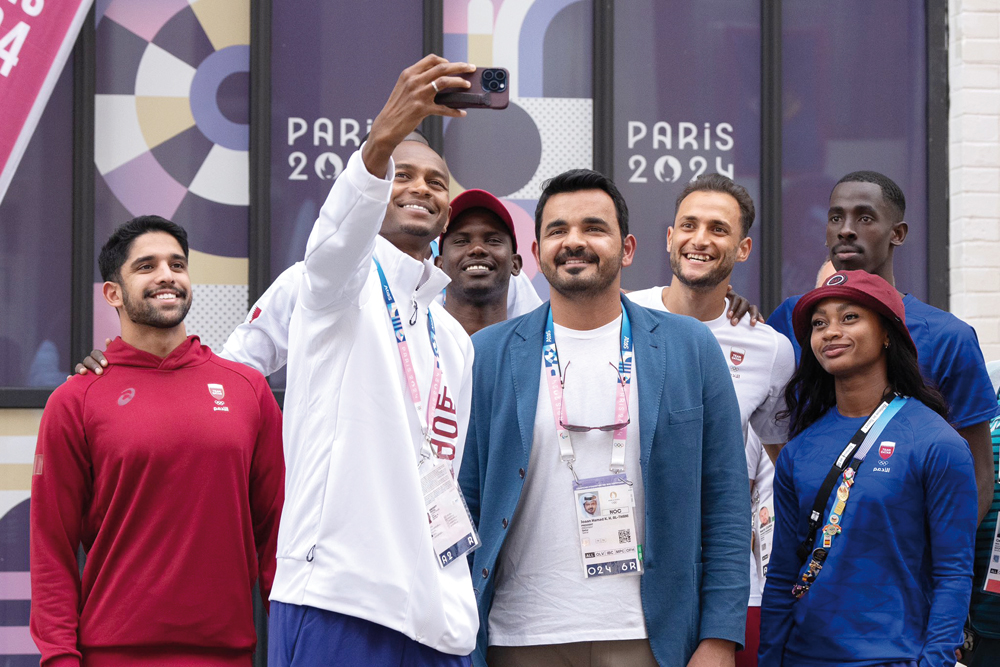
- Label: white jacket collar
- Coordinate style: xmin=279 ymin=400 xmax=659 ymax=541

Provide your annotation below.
xmin=374 ymin=235 xmax=451 ymax=310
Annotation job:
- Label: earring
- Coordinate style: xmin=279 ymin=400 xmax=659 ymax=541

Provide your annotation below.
xmin=883 ymin=341 xmax=890 ymax=350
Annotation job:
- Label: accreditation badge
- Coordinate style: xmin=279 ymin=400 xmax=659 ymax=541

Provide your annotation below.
xmin=419 ymin=457 xmax=480 ymax=568
xmin=752 ymin=488 xmax=775 ymax=580
xmin=573 ymin=474 xmax=643 ymax=578
xmin=983 ymin=516 xmax=1000 ymax=596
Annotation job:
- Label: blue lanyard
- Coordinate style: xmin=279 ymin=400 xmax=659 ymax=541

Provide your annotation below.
xmin=542 ymin=299 xmax=633 ymax=475
xmin=373 ymin=257 xmax=445 ymax=451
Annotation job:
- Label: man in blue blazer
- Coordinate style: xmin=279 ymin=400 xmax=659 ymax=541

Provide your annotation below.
xmin=459 ymin=169 xmax=750 ymax=667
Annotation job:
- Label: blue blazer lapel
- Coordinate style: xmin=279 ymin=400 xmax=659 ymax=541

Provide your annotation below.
xmin=624 ymin=297 xmax=666 ymax=466
xmin=510 ymin=306 xmax=547 ymax=463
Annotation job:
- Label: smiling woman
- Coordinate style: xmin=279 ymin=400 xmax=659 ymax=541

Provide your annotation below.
xmin=758 ymin=270 xmax=976 ymax=667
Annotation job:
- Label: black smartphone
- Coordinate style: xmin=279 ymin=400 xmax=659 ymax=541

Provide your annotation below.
xmin=435 ymin=67 xmax=509 ymax=110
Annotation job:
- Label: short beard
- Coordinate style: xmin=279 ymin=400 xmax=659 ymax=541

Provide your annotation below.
xmin=669 ymin=250 xmax=734 ymax=291
xmin=121 ymin=287 xmax=191 ymax=329
xmin=542 ymin=246 xmax=622 ymax=298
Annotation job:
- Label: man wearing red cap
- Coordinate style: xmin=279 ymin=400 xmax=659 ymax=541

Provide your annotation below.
xmin=436 ymin=189 xmax=527 ymax=335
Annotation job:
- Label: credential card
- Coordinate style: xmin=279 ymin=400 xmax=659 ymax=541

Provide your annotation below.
xmin=420 ymin=458 xmax=480 ymax=568
xmin=573 ymin=474 xmax=642 ymax=578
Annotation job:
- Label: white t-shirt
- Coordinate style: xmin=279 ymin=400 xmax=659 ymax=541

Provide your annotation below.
xmin=488 ymin=315 xmax=647 ymax=645
xmin=627 ymin=288 xmax=793 ymax=605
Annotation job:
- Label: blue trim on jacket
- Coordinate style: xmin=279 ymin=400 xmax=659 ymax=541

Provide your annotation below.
xmin=458 ymin=296 xmax=751 ymax=666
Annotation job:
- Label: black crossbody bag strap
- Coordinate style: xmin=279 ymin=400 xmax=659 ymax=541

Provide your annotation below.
xmin=794 ymin=397 xmax=894 ymax=565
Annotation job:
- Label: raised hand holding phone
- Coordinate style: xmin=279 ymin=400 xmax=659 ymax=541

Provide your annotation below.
xmin=434 ymin=67 xmax=510 ymax=110
xmin=362 ymin=55 xmax=476 ymax=177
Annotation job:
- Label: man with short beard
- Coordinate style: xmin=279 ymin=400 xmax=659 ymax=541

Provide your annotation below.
xmin=460 ymin=169 xmax=749 ymax=667
xmin=628 ymin=174 xmax=794 ymax=667
xmin=30 ymin=216 xmax=285 ymax=666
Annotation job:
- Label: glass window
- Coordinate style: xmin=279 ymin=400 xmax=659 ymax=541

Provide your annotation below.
xmin=781 ymin=2 xmax=927 ymax=300
xmin=0 ymin=61 xmax=74 ymax=388
xmin=442 ymin=0 xmax=594 ymax=301
xmin=614 ymin=1 xmax=762 ymax=302
xmin=267 ymin=2 xmax=424 ymax=388
xmin=270 ymin=1 xmax=425 ymax=280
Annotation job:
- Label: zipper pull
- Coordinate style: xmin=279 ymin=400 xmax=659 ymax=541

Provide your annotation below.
xmin=409 ymin=297 xmax=418 ymax=325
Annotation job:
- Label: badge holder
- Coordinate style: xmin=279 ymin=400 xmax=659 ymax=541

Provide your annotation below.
xmin=420 ymin=453 xmax=480 ymax=569
xmin=752 ymin=486 xmax=775 ymax=580
xmin=544 ymin=304 xmax=640 ymax=579
xmin=373 ymin=257 xmax=480 ymax=570
xmin=983 ymin=516 xmax=1000 ymax=596
xmin=573 ymin=474 xmax=643 ymax=578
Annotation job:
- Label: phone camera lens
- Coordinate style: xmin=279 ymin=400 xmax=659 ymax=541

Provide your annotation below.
xmin=494 ymin=70 xmax=506 ymax=81
xmin=482 ymin=70 xmax=494 ymax=81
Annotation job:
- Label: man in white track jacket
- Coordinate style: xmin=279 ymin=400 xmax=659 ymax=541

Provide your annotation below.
xmin=267 ymin=56 xmax=481 ymax=666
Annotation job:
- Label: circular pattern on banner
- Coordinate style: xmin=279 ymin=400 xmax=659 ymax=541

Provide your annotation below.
xmin=95 ymin=0 xmax=249 ymax=257
xmin=443 ymin=102 xmax=542 ymax=198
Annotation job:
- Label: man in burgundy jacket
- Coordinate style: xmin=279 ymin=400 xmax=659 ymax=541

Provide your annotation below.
xmin=30 ymin=216 xmax=284 ymax=667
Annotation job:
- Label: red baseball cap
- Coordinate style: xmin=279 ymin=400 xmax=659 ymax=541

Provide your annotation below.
xmin=441 ymin=189 xmax=518 ymax=252
xmin=792 ymin=270 xmax=917 ymax=356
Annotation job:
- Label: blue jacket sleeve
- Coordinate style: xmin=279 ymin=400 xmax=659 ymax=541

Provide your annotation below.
xmin=919 ymin=425 xmax=977 ymax=667
xmin=696 ymin=329 xmax=752 ymax=646
xmin=765 ymin=297 xmax=801 ymax=365
xmin=758 ymin=446 xmax=799 ymax=666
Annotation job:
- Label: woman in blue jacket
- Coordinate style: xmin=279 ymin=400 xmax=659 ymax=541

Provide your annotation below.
xmin=758 ymin=270 xmax=977 ymax=667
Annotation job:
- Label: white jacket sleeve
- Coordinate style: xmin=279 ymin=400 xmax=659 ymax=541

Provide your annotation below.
xmin=507 ymin=271 xmax=543 ymax=318
xmin=302 ymin=147 xmax=394 ymax=311
xmin=220 ymin=263 xmax=303 ymax=376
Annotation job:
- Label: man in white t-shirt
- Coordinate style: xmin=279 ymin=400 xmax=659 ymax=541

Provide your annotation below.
xmin=628 ymin=173 xmax=794 ymax=667
xmin=461 ymin=169 xmax=750 ymax=667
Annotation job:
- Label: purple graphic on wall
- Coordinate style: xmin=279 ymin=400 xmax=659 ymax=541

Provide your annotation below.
xmin=614 ymin=1 xmax=762 ymax=300
xmin=781 ymin=2 xmax=927 ymax=301
xmin=269 ymin=1 xmax=424 ymax=280
xmin=0 ymin=61 xmax=73 ymax=388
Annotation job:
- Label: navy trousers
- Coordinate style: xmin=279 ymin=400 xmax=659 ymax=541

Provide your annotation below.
xmin=268 ymin=601 xmax=472 ymax=667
